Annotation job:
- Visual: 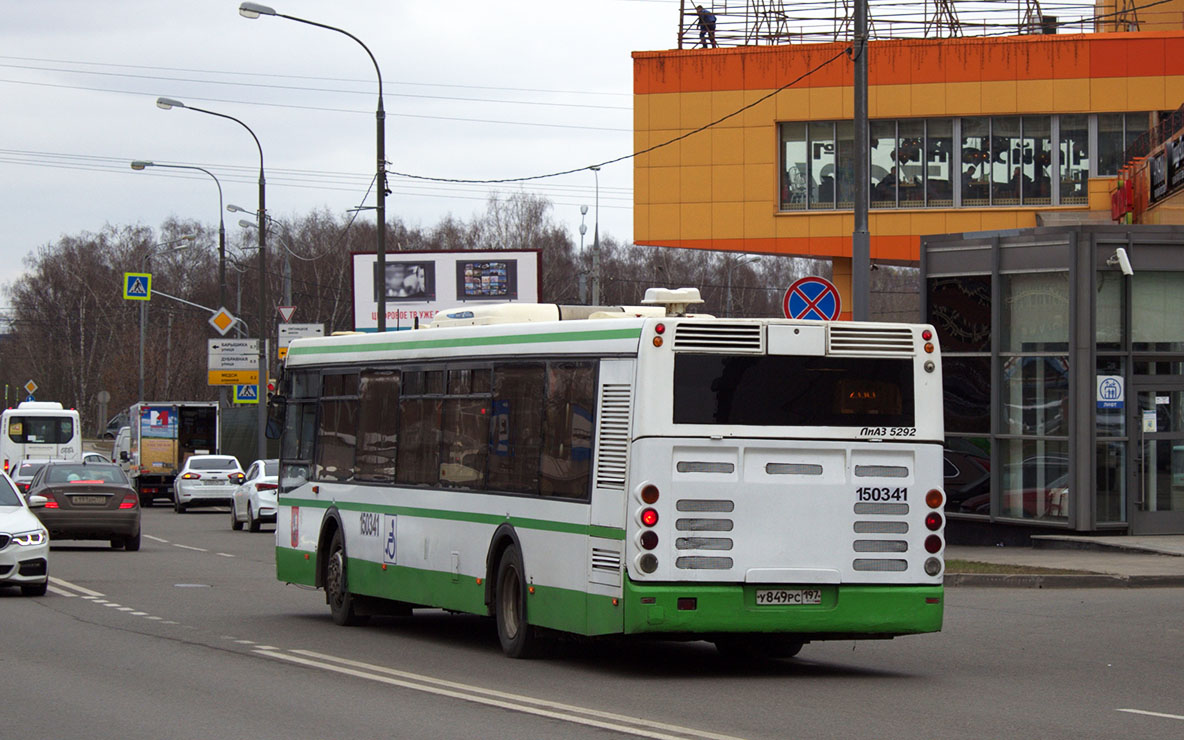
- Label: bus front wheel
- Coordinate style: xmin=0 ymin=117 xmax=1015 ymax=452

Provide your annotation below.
xmin=494 ymin=546 xmax=539 ymax=659
xmin=325 ymin=529 xmax=369 ymax=627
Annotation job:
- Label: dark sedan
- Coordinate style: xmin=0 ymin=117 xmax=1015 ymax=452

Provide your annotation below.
xmin=26 ymin=462 xmax=141 ymax=551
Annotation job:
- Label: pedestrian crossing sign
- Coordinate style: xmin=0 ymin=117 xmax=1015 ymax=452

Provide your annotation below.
xmin=123 ymin=272 xmax=152 ymax=301
xmin=234 ymin=384 xmax=259 ymax=404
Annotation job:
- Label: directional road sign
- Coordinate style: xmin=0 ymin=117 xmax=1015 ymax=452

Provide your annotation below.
xmin=783 ymin=276 xmax=842 ymax=321
xmin=123 ymin=273 xmax=152 ymax=301
xmin=208 ymin=338 xmax=261 ymax=386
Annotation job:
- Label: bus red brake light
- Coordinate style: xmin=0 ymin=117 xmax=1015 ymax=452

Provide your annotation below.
xmin=921 ymin=329 xmax=932 ymax=341
xmin=924 ymin=535 xmax=943 ymax=553
xmin=640 ymin=530 xmax=659 ymax=550
xmin=641 ymin=508 xmax=659 ymax=527
xmin=925 ymin=512 xmax=943 ymax=531
xmin=655 ymin=323 xmax=665 ymax=334
xmin=641 ymin=484 xmax=659 ymax=504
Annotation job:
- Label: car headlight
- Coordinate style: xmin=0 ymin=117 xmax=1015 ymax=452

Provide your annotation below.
xmin=11 ymin=529 xmax=48 ymax=547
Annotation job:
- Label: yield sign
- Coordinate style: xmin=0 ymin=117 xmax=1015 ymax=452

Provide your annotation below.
xmin=783 ymin=276 xmax=842 ymax=321
xmin=278 ymin=305 xmax=296 ymax=322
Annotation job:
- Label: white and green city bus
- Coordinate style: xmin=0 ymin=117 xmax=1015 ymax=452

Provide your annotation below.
xmin=272 ymin=288 xmax=947 ymax=659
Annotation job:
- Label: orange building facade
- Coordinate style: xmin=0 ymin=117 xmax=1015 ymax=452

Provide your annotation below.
xmin=632 ymin=29 xmax=1184 ymax=315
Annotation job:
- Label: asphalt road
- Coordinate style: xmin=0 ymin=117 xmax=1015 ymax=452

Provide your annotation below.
xmin=3 ymin=505 xmax=1183 ymax=740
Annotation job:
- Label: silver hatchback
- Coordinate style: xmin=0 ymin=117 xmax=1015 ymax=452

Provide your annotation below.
xmin=173 ymin=455 xmax=243 ymax=513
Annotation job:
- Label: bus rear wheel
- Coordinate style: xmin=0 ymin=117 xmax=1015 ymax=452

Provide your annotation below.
xmin=325 ymin=529 xmax=369 ymax=627
xmin=495 ymin=546 xmax=539 ymax=658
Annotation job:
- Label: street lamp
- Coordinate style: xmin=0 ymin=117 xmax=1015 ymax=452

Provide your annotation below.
xmin=158 ymin=96 xmax=267 ymax=460
xmin=589 ymin=167 xmax=601 ymax=305
xmin=139 ymin=236 xmax=195 ymax=403
xmin=578 ymin=205 xmax=588 ymax=303
xmin=238 ymin=2 xmax=388 ymax=331
xmin=131 ymin=159 xmax=231 ymax=408
xmin=725 ymin=255 xmax=760 ymax=318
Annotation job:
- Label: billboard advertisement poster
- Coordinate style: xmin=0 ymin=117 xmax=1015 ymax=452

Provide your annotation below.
xmin=352 ymin=250 xmax=541 ymax=331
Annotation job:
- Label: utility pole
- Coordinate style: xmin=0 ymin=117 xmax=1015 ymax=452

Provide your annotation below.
xmin=852 ymin=0 xmax=871 ymax=320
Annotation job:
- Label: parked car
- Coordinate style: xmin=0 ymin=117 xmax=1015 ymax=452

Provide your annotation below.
xmin=0 ymin=472 xmax=50 ymax=596
xmin=173 ymin=455 xmax=243 ymax=513
xmin=102 ymin=411 xmax=129 ymax=440
xmin=230 ymin=459 xmax=279 ymax=532
xmin=11 ymin=458 xmax=64 ymax=494
xmin=25 ymin=461 xmax=140 ymax=551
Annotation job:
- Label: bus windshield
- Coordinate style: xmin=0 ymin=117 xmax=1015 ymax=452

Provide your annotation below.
xmin=672 ymin=354 xmax=915 ymax=427
xmin=7 ymin=416 xmax=75 ymax=444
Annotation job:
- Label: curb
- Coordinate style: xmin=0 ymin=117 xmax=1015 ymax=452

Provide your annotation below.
xmin=945 ymin=573 xmax=1184 ymax=588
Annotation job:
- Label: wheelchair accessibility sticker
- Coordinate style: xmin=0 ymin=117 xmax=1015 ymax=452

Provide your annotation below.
xmin=383 ymin=514 xmax=397 ymax=565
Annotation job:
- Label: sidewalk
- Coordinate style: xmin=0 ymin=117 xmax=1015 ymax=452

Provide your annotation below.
xmin=945 ymin=534 xmax=1184 ymax=588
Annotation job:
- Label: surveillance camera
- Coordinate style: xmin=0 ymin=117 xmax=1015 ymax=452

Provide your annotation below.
xmin=1112 ymin=247 xmax=1134 ymax=276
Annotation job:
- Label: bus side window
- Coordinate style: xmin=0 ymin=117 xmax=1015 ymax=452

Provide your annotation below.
xmin=540 ymin=362 xmax=596 ymax=499
xmin=356 ymin=370 xmax=399 ymax=483
xmin=488 ymin=364 xmax=545 ymax=494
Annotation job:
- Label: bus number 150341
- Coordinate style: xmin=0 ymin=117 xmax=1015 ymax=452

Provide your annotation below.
xmin=857 ymin=487 xmax=908 ymax=502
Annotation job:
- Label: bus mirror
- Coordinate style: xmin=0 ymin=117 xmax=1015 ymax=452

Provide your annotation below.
xmin=265 ymin=395 xmax=287 ymax=440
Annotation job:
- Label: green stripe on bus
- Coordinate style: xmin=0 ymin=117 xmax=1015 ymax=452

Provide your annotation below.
xmin=281 ymin=497 xmax=626 ymax=540
xmin=288 ymin=327 xmax=643 ymax=357
xmin=275 ymin=547 xmax=623 ymax=636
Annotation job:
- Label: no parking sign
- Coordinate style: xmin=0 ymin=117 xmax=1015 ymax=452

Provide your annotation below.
xmin=783 ymin=276 xmax=842 ymax=320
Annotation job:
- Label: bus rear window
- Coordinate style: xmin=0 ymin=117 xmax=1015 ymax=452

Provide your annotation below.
xmin=673 ymin=355 xmax=915 ymax=427
xmin=7 ymin=416 xmax=75 ymax=444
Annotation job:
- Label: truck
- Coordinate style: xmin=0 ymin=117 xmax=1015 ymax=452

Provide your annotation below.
xmin=124 ymin=402 xmax=220 ymax=506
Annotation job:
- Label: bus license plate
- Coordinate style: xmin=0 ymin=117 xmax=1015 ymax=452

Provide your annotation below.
xmin=755 ymin=588 xmax=822 ymax=606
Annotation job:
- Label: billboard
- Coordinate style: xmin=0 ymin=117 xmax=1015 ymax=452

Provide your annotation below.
xmin=352 ymin=250 xmax=541 ymax=331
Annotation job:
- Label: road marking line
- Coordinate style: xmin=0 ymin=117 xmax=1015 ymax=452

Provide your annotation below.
xmin=131 ymin=612 xmax=147 ymax=616
xmin=49 ymin=577 xmax=104 ymax=598
xmin=256 ymin=648 xmax=742 ymax=740
xmin=1117 ymin=708 xmax=1184 ymax=721
xmin=46 ymin=584 xmax=76 ymax=597
xmin=103 ymin=603 xmax=121 ymax=608
xmin=217 ymin=552 xmax=235 ymax=558
xmin=117 ymin=607 xmax=135 ymax=612
xmin=173 ymin=544 xmax=208 ymax=552
xmin=147 ymin=616 xmax=163 ymax=621
xmin=144 ymin=535 xmax=169 ymax=543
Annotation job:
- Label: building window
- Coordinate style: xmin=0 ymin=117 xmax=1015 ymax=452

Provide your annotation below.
xmin=780 ymin=113 xmax=1152 ymax=212
xmin=781 ymin=122 xmax=808 ymax=210
xmin=999 ymin=438 xmax=1069 ymax=521
xmin=808 ymin=121 xmax=836 ymax=210
xmin=1098 ymin=112 xmax=1150 ymax=175
xmin=1060 ymin=115 xmax=1089 ymax=204
xmin=1002 ymin=272 xmax=1069 ymax=353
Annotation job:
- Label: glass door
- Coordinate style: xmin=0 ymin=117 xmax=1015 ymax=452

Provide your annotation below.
xmin=1131 ymin=386 xmax=1184 ymax=534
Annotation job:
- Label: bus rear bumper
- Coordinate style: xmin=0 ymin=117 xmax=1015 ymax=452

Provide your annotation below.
xmin=622 ymin=578 xmax=944 ymax=637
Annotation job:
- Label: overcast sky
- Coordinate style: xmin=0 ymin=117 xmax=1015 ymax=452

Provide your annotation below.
xmin=0 ymin=0 xmax=678 ymax=289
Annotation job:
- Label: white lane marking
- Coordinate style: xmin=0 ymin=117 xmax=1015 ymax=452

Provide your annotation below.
xmin=173 ymin=544 xmax=208 ymax=552
xmin=147 ymin=616 xmax=163 ymax=621
xmin=256 ymin=648 xmax=742 ymax=740
xmin=49 ymin=577 xmax=104 ymax=598
xmin=144 ymin=535 xmax=169 ymax=543
xmin=216 ymin=552 xmax=235 ymax=558
xmin=1117 ymin=708 xmax=1184 ymax=721
xmin=46 ymin=584 xmax=76 ymax=597
xmin=103 ymin=603 xmax=121 ymax=608
xmin=131 ymin=612 xmax=147 ymax=616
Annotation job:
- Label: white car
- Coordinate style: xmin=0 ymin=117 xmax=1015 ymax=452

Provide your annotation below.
xmin=173 ymin=455 xmax=243 ymax=513
xmin=82 ymin=451 xmax=109 ymax=464
xmin=0 ymin=472 xmax=50 ymax=596
xmin=230 ymin=459 xmax=278 ymax=532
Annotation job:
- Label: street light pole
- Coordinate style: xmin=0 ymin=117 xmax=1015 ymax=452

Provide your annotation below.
xmin=725 ymin=255 xmax=760 ymax=318
xmin=157 ymin=96 xmax=267 ymax=460
xmin=238 ymin=2 xmax=387 ymax=331
xmin=131 ymin=159 xmax=230 ymax=408
xmin=590 ymin=166 xmax=601 ymax=305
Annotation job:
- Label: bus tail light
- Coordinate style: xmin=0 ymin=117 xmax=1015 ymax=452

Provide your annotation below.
xmin=638 ymin=554 xmax=658 ymax=573
xmin=640 ymin=508 xmax=659 ymax=527
xmin=924 ymin=535 xmax=942 ymax=554
xmin=925 ymin=489 xmax=944 ymax=509
xmin=925 ymin=512 xmax=943 ymax=531
xmin=640 ymin=484 xmax=659 ymax=504
xmin=640 ymin=530 xmax=659 ymax=550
